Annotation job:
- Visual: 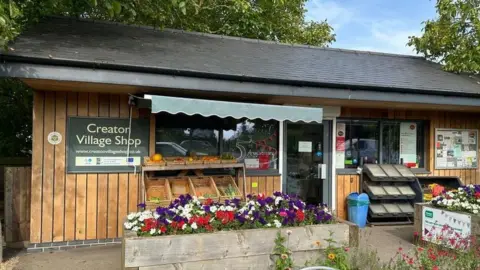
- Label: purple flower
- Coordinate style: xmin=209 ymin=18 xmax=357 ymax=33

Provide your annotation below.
xmin=253 ymin=211 xmax=260 ymax=220
xmin=225 ymin=199 xmax=230 ymax=205
xmin=258 ymin=199 xmax=266 ymax=207
xmin=203 ymin=205 xmax=211 ymax=213
xmin=259 ymin=217 xmax=267 ymax=225
xmin=273 ymin=191 xmax=282 ymax=197
xmin=282 ymin=218 xmax=289 ymax=225
xmin=247 ymin=194 xmax=253 ymax=199
xmin=265 ymin=197 xmax=274 ymax=204
xmin=235 ymin=214 xmax=246 ymax=223
xmin=231 ymin=198 xmax=241 ymax=206
xmin=137 ymin=203 xmax=146 ymax=209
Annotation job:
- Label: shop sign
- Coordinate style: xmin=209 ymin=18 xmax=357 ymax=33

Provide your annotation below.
xmin=422 ymin=206 xmax=471 ymax=247
xmin=66 ymin=117 xmax=149 ymax=173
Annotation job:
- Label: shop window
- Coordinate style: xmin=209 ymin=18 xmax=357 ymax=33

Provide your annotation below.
xmin=155 ymin=113 xmax=279 ymax=171
xmin=337 ymin=119 xmax=425 ymax=169
xmin=222 ymin=120 xmax=279 ymax=170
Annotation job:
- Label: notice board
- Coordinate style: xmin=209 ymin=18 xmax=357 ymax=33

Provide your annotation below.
xmin=66 ymin=117 xmax=150 ymax=173
xmin=435 ymin=128 xmax=478 ymax=169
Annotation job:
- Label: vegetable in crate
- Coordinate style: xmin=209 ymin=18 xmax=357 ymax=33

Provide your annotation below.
xmin=221 ymin=153 xmax=236 ymax=160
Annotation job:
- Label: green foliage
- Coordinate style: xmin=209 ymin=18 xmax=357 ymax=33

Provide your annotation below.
xmin=306 ymin=231 xmax=350 ymax=270
xmin=408 ymin=0 xmax=480 ymax=73
xmin=0 ymin=0 xmax=335 ymax=48
xmin=0 ymin=78 xmax=32 ymax=157
xmin=271 ymin=231 xmax=294 ymax=270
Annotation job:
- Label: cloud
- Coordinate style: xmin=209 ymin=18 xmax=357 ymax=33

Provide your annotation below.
xmin=367 ymin=20 xmax=420 ymax=55
xmin=306 ymin=0 xmax=353 ymax=31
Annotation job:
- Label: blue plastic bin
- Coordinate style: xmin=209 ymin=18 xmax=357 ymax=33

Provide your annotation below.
xmin=347 ymin=192 xmax=369 ymax=228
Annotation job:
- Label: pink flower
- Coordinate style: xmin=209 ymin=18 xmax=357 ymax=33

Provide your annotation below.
xmin=279 ymin=211 xmax=287 ymax=217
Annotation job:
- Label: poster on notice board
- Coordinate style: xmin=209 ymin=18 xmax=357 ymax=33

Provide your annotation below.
xmin=336 ymin=123 xmax=346 ymax=168
xmin=399 ymin=123 xmax=417 ymax=168
xmin=435 ymin=128 xmax=478 ymax=169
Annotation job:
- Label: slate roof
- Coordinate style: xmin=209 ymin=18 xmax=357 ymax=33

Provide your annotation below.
xmin=3 ymin=16 xmax=480 ymax=96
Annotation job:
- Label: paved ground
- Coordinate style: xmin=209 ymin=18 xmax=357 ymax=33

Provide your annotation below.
xmin=1 ymin=225 xmax=415 ymax=270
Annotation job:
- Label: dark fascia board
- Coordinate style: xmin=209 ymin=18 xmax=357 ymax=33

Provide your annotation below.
xmin=2 ymin=62 xmax=480 ymax=107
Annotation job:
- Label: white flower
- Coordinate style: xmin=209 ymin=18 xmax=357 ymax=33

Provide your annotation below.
xmin=274 ymin=219 xmax=282 ymax=228
xmin=266 ymin=223 xmax=272 ymax=227
xmin=150 ymin=228 xmax=156 ymax=235
xmin=132 ymin=226 xmax=140 ymax=232
xmin=286 ymin=230 xmax=292 ymax=235
xmin=127 ymin=213 xmax=136 ymax=220
xmin=197 ymin=210 xmax=205 ymax=215
xmin=275 ymin=197 xmax=283 ymax=206
xmin=210 ymin=206 xmax=218 ymax=213
xmin=182 ymin=223 xmax=187 ymax=230
xmin=458 ymin=187 xmax=463 ymax=191
xmin=166 ymin=219 xmax=172 ymax=224
xmin=191 ymin=222 xmax=198 ymax=230
xmin=474 ymin=209 xmax=479 ymax=214
xmin=153 ymin=212 xmax=160 ymax=219
xmin=226 ymin=206 xmax=234 ymax=212
xmin=124 ymin=222 xmax=133 ymax=230
xmin=139 ymin=216 xmax=146 ymax=222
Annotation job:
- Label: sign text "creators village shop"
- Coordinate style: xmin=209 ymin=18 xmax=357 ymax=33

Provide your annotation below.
xmin=76 ymin=123 xmax=142 ymax=148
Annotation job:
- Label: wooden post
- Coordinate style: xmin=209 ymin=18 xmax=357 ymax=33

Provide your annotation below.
xmin=4 ymin=167 xmax=13 ymax=243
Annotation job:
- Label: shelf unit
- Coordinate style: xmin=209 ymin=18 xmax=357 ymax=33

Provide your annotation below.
xmin=361 ymin=164 xmax=423 ymax=225
xmin=141 ymin=162 xmax=247 ymax=209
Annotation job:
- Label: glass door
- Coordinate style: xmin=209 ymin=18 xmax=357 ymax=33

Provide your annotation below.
xmin=283 ymin=121 xmax=331 ymax=205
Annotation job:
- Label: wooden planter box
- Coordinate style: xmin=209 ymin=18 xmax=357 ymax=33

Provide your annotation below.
xmin=212 ymin=175 xmax=242 ymax=202
xmin=144 ymin=178 xmax=172 ymax=209
xmin=414 ymin=203 xmax=480 ymax=246
xmin=122 ymin=221 xmax=359 ymax=270
xmin=189 ymin=176 xmax=220 ymax=200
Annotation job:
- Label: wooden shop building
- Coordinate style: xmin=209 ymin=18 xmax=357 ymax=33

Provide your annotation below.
xmin=2 ymin=17 xmax=480 ymax=248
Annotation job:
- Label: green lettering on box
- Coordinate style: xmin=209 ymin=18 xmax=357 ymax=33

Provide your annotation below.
xmin=425 ymin=210 xmax=433 ymax=218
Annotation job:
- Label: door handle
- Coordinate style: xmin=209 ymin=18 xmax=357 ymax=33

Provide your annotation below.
xmin=319 ymin=164 xmax=327 ymax=180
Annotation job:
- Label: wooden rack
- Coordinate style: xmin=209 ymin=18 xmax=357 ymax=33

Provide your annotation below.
xmin=141 ymin=162 xmax=247 ymax=207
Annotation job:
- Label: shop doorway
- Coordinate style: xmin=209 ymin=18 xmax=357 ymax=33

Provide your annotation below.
xmin=283 ymin=121 xmax=332 ymax=205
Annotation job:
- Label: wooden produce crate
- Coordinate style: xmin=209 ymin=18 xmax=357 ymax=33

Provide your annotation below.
xmin=185 ymin=158 xmax=204 ymax=165
xmin=144 ymin=178 xmax=172 ymax=209
xmin=143 ymin=156 xmax=166 ymax=166
xmin=189 ymin=176 xmax=220 ymax=200
xmin=165 ymin=157 xmax=186 ymax=165
xmin=169 ymin=177 xmax=195 ymax=199
xmin=202 ymin=156 xmax=221 ymax=164
xmin=220 ymin=159 xmax=237 ymax=164
xmin=212 ymin=175 xmax=242 ymax=202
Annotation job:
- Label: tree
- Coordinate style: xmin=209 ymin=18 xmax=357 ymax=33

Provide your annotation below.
xmin=408 ymin=0 xmax=480 ymax=73
xmin=0 ymin=0 xmax=335 ymax=48
xmin=0 ymin=78 xmax=32 ymax=157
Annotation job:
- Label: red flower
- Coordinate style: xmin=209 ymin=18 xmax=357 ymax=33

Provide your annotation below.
xmin=159 ymin=226 xmax=167 ymax=233
xmin=432 ymin=266 xmax=439 ymax=270
xmin=205 ymin=224 xmax=213 ymax=231
xmin=296 ymin=210 xmax=305 ymax=222
xmin=417 ymin=247 xmax=424 ymax=252
xmin=398 ymin=247 xmax=403 ymax=251
xmin=429 ymin=253 xmax=437 ymax=261
xmin=257 ymin=193 xmax=265 ymax=200
xmin=216 ymin=211 xmax=234 ymax=224
xmin=204 ymin=198 xmax=214 ymax=206
xmin=408 ymin=258 xmax=414 ymax=265
xmin=142 ymin=218 xmax=157 ymax=232
xmin=475 ymin=192 xmax=480 ymax=199
xmin=413 ymin=231 xmax=419 ymax=237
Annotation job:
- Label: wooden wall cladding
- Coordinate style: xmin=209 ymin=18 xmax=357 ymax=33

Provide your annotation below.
xmin=31 ymin=90 xmax=280 ymax=243
xmin=31 ymin=91 xmax=141 ymax=243
xmin=240 ymin=176 xmax=281 ymax=196
xmin=336 ymin=175 xmax=360 ymax=220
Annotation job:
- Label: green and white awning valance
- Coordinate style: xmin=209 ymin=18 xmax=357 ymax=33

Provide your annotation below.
xmin=145 ymin=95 xmax=323 ymax=123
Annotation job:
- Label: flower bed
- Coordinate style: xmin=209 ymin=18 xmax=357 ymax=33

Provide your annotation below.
xmin=125 ymin=192 xmax=333 ymax=236
xmin=431 ymin=184 xmax=480 ymax=214
xmin=122 ymin=193 xmax=359 ymax=269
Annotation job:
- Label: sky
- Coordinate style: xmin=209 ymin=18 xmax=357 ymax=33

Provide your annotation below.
xmin=306 ymin=0 xmax=437 ymax=55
